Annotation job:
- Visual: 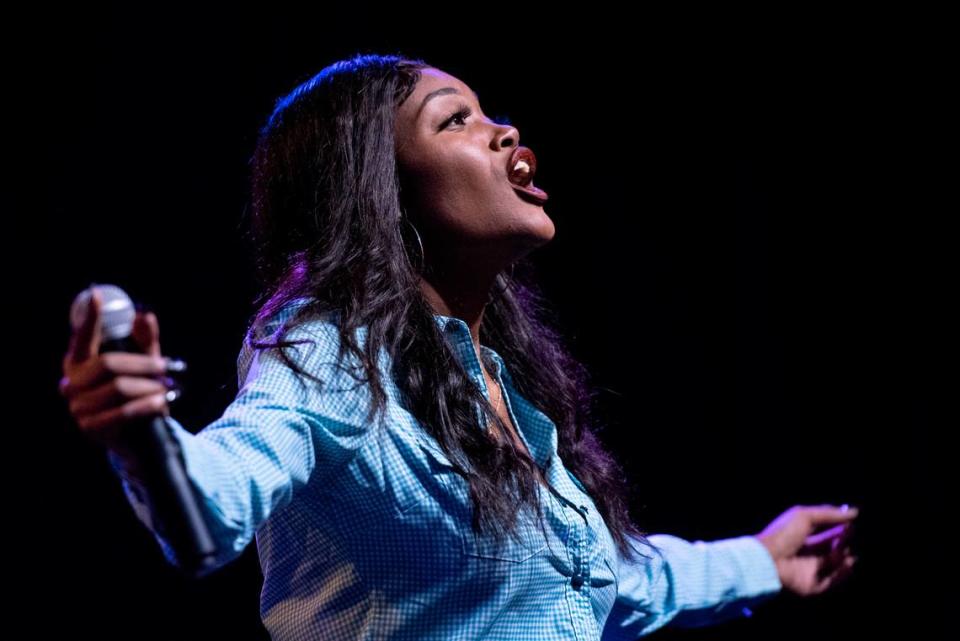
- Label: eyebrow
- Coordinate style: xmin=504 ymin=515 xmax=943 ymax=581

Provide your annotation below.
xmin=416 ymin=86 xmax=481 ymax=121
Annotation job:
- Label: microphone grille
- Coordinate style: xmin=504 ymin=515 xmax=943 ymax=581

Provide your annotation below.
xmin=70 ymin=283 xmax=136 ymax=342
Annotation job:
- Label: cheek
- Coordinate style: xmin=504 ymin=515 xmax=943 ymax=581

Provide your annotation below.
xmin=405 ymin=148 xmax=498 ymax=231
xmin=424 ymin=147 xmax=489 ymax=195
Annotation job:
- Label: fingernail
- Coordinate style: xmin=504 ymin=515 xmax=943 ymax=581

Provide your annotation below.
xmin=165 ymin=388 xmax=182 ymax=402
xmin=164 ymin=357 xmax=188 ymax=373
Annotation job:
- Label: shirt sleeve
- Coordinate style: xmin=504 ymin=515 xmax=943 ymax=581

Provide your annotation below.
xmin=601 ymin=532 xmax=782 ymax=639
xmin=106 ymin=306 xmax=376 ymax=577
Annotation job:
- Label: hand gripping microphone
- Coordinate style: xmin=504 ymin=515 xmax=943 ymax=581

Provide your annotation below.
xmin=70 ymin=283 xmax=218 ymax=577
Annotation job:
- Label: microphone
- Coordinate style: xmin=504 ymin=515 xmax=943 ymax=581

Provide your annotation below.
xmin=70 ymin=283 xmax=218 ymax=577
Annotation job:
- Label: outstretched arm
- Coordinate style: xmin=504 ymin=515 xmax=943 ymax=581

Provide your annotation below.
xmin=601 ymin=502 xmax=860 ymax=639
xmin=601 ymin=532 xmax=782 ymax=639
xmin=108 ymin=303 xmax=376 ymax=576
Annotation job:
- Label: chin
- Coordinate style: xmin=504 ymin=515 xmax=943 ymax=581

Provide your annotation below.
xmin=515 ymin=217 xmax=556 ymax=253
xmin=531 ymin=210 xmax=556 ymax=243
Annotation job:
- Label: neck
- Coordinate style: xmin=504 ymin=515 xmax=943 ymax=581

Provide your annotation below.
xmin=418 ymin=250 xmax=511 ymax=353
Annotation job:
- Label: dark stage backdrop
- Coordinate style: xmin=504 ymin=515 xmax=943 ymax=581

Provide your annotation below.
xmin=21 ymin=7 xmax=949 ymax=641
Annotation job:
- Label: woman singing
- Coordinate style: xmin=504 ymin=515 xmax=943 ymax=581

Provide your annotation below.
xmin=59 ymin=53 xmax=859 ymax=640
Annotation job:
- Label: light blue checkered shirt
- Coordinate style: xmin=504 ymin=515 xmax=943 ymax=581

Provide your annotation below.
xmin=108 ymin=297 xmax=781 ymax=640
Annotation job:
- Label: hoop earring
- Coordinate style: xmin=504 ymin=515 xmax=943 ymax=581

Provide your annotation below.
xmin=400 ymin=212 xmax=425 ymax=274
xmin=491 ymin=262 xmax=517 ymax=297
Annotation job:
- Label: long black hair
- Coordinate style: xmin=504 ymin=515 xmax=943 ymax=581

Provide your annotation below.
xmin=243 ymin=52 xmax=652 ymax=564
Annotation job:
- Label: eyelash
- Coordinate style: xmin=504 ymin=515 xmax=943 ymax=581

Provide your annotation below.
xmin=442 ymin=102 xmax=473 ymax=129
xmin=440 ymin=104 xmax=513 ymax=131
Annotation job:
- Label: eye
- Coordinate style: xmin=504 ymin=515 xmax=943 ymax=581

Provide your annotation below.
xmin=441 ymin=102 xmax=473 ymax=130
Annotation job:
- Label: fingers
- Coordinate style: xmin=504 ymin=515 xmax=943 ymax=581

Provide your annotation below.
xmin=802 ymin=521 xmax=856 ymax=554
xmin=68 ymin=287 xmax=103 ymax=365
xmin=76 ymin=391 xmax=172 ymax=435
xmin=131 ymin=310 xmax=161 ymax=357
xmin=121 ymin=391 xmax=174 ymax=419
xmin=813 ymin=552 xmax=858 ymax=594
xmin=806 ymin=504 xmax=860 ymax=527
xmin=59 ymin=353 xmax=168 ymax=399
xmin=805 ymin=523 xmax=846 ymax=547
xmin=68 ymin=375 xmax=170 ymax=417
xmin=807 ymin=523 xmax=858 ymax=594
xmin=821 ymin=535 xmax=851 ymax=575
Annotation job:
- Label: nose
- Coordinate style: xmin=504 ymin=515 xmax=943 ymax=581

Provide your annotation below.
xmin=494 ymin=123 xmax=520 ymax=151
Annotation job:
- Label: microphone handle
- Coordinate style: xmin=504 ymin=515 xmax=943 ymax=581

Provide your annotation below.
xmin=101 ymin=335 xmax=218 ymax=577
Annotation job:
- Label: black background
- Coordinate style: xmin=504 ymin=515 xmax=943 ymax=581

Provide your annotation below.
xmin=19 ymin=6 xmax=950 ymax=640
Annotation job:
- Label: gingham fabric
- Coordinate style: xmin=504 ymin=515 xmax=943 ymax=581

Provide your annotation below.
xmin=108 ymin=297 xmax=782 ymax=640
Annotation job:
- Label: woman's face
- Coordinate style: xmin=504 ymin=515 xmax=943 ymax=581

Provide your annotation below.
xmin=395 ymin=67 xmax=555 ymax=263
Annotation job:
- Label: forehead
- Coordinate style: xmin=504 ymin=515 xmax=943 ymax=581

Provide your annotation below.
xmin=410 ymin=67 xmax=473 ymax=101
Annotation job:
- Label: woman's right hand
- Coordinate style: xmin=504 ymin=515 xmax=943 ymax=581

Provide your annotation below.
xmin=58 ymin=287 xmax=177 ymax=463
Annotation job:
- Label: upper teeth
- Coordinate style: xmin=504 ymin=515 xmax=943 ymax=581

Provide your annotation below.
xmin=513 ymin=159 xmax=530 ymax=174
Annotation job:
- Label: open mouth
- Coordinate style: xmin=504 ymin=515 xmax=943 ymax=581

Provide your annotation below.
xmin=507 ymin=146 xmax=549 ymax=203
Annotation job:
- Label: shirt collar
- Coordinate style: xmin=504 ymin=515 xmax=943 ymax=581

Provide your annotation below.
xmin=432 ymin=313 xmax=555 ymax=465
xmin=432 ymin=313 xmax=506 ymax=380
xmin=286 ymin=304 xmax=509 ymax=381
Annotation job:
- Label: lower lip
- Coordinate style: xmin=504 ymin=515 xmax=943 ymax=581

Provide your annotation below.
xmin=511 ymin=182 xmax=549 ymax=204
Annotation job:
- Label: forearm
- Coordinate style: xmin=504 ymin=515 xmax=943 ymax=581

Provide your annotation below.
xmin=602 ymin=532 xmax=782 ymax=639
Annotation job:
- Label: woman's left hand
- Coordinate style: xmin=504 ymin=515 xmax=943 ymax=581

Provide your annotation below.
xmin=755 ymin=504 xmax=860 ymax=596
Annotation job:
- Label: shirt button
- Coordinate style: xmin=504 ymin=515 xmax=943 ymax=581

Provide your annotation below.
xmin=571 ymin=575 xmax=584 ymax=589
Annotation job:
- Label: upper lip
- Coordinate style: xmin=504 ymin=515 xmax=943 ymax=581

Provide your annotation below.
xmin=507 ymin=146 xmax=537 ymax=187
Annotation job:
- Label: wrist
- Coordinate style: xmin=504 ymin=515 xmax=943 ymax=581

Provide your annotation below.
xmin=754 ymin=534 xmax=777 ymax=562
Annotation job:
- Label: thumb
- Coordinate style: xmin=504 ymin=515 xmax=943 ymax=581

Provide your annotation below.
xmin=131 ymin=310 xmax=161 ymax=357
xmin=69 ymin=286 xmax=104 ymax=364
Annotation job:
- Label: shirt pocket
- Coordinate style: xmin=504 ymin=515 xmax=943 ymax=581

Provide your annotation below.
xmin=412 ymin=436 xmax=548 ymax=563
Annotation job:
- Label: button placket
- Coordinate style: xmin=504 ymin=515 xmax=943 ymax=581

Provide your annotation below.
xmin=544 ymin=472 xmax=592 ymax=592
xmin=473 ymin=373 xmax=488 ymax=429
xmin=571 ymin=503 xmax=591 ymax=591
xmin=494 ymin=371 xmax=540 ymax=466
